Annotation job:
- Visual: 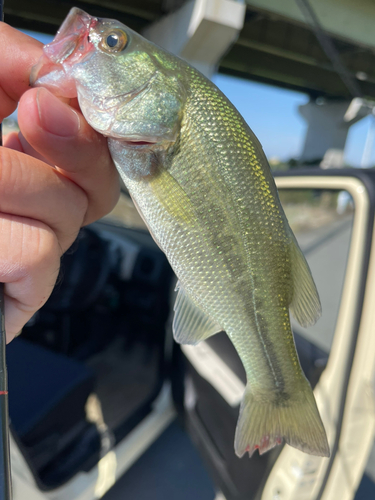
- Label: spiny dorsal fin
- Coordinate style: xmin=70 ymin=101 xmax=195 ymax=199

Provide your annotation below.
xmin=173 ymin=282 xmax=222 ymax=345
xmin=289 ymin=235 xmax=322 ymax=328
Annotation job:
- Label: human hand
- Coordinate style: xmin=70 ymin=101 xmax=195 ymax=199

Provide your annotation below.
xmin=0 ymin=23 xmax=121 ymax=342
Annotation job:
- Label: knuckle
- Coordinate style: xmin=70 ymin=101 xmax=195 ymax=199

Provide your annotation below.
xmin=0 ymin=216 xmax=61 ymax=281
xmin=27 ymin=224 xmax=62 ymax=275
xmin=0 ymin=147 xmax=21 ymax=195
xmin=84 ymin=169 xmax=120 ymax=224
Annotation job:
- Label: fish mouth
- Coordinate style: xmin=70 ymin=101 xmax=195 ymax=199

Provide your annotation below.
xmin=121 ymin=138 xmax=159 ymax=147
xmin=30 ymin=8 xmax=97 ymax=98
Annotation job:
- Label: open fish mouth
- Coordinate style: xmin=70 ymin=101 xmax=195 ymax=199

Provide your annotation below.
xmin=43 ymin=8 xmax=97 ymax=64
xmin=30 ymin=8 xmax=97 ymax=98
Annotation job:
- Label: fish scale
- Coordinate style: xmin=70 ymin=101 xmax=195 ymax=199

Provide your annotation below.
xmin=128 ymin=73 xmax=304 ymax=392
xmin=32 ymin=7 xmax=329 ymax=458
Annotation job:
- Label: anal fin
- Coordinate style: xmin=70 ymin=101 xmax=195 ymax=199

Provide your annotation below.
xmin=173 ymin=282 xmax=222 ymax=345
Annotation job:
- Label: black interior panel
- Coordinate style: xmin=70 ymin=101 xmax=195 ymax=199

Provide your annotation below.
xmin=12 ymin=221 xmax=174 ymax=489
xmin=183 ymin=328 xmax=328 ymax=499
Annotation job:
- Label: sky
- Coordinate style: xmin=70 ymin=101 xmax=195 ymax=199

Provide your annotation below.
xmin=10 ymin=29 xmax=375 ymax=168
xmin=212 ymin=73 xmax=375 ymax=167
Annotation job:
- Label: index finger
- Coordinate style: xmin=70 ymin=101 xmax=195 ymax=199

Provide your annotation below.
xmin=0 ymin=22 xmax=43 ymax=120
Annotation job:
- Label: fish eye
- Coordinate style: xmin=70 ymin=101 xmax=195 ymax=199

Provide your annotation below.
xmin=99 ymin=29 xmax=128 ymax=53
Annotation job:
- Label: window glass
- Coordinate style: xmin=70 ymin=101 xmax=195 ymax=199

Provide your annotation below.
xmin=279 ymin=189 xmax=354 ymax=354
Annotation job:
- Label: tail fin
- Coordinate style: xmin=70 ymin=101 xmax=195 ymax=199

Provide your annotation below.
xmin=234 ymin=384 xmax=330 ymax=458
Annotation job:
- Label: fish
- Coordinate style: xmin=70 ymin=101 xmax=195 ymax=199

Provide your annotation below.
xmin=31 ymin=7 xmax=329 ymax=458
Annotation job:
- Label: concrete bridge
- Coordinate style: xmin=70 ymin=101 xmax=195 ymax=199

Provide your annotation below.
xmin=6 ymin=0 xmax=375 ymax=165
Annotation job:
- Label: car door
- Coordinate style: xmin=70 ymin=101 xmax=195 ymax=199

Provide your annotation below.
xmin=177 ymin=169 xmax=375 ymax=500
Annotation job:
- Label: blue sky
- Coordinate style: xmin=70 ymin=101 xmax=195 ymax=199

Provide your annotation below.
xmin=213 ymin=73 xmax=374 ymax=167
xmin=14 ymin=29 xmax=374 ymax=167
xmin=213 ymin=74 xmax=309 ymax=162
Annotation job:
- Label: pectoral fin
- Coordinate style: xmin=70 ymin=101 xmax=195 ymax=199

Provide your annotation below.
xmin=173 ymin=282 xmax=222 ymax=345
xmin=289 ymin=235 xmax=322 ymax=328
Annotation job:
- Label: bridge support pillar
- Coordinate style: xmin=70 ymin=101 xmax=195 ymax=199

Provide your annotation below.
xmin=299 ymin=99 xmax=367 ymax=168
xmin=143 ymin=0 xmax=246 ymax=78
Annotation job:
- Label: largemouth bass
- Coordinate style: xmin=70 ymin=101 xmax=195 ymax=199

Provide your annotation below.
xmin=31 ymin=7 xmax=329 ymax=458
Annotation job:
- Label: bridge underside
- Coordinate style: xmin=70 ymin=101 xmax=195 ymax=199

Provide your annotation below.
xmin=5 ymin=0 xmax=375 ymax=100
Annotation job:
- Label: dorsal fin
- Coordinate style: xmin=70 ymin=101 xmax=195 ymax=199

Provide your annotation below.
xmin=173 ymin=282 xmax=222 ymax=345
xmin=289 ymin=235 xmax=322 ymax=328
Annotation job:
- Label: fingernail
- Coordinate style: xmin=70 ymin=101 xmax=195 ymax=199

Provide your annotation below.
xmin=36 ymin=88 xmax=80 ymax=137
